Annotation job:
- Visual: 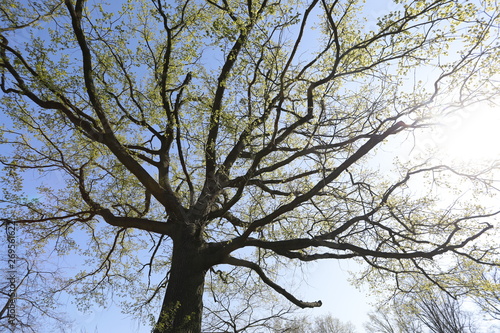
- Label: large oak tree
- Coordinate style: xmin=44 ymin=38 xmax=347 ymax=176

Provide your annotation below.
xmin=1 ymin=0 xmax=500 ymax=332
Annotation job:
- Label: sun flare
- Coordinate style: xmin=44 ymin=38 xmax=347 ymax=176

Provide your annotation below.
xmin=437 ymin=105 xmax=500 ymax=166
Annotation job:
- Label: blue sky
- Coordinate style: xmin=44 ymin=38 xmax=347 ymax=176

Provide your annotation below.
xmin=70 ymin=259 xmax=371 ymax=333
xmin=3 ymin=1 xmax=500 ymax=332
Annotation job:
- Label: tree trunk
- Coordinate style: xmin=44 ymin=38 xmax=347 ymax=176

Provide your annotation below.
xmin=153 ymin=236 xmax=207 ymax=333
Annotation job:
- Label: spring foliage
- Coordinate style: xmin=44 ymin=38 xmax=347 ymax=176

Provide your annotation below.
xmin=1 ymin=0 xmax=500 ymax=331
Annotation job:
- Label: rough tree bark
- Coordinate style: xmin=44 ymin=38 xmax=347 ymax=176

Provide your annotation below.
xmin=154 ymin=234 xmax=208 ymax=333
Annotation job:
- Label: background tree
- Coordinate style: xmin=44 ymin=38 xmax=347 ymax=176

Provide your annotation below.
xmin=1 ymin=0 xmax=500 ymax=332
xmin=273 ymin=313 xmax=356 ymax=333
xmin=364 ymin=305 xmax=423 ymax=333
xmin=312 ymin=314 xmax=357 ymax=333
xmin=364 ymin=287 xmax=479 ymax=333
xmin=0 ymin=221 xmax=69 ymax=332
xmin=413 ymin=291 xmax=477 ymax=333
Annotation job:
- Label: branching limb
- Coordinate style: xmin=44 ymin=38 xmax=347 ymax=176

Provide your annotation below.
xmin=77 ymin=165 xmax=174 ymax=236
xmin=242 ymin=121 xmax=407 ymax=237
xmin=223 ymin=256 xmax=322 ymax=309
xmin=239 ymin=220 xmax=492 ymax=262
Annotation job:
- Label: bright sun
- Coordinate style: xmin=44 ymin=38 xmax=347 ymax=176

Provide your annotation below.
xmin=437 ymin=105 xmax=500 ymax=166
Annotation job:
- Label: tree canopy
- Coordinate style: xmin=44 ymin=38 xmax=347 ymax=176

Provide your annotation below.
xmin=1 ymin=0 xmax=500 ymax=332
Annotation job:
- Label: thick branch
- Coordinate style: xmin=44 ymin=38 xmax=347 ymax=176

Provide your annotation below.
xmin=239 ymin=220 xmax=493 ymax=262
xmin=223 ymin=256 xmax=322 ymax=308
xmin=64 ymin=0 xmax=184 ymax=218
xmin=99 ymin=209 xmax=174 ymax=236
xmin=204 ymin=0 xmax=268 ymax=182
